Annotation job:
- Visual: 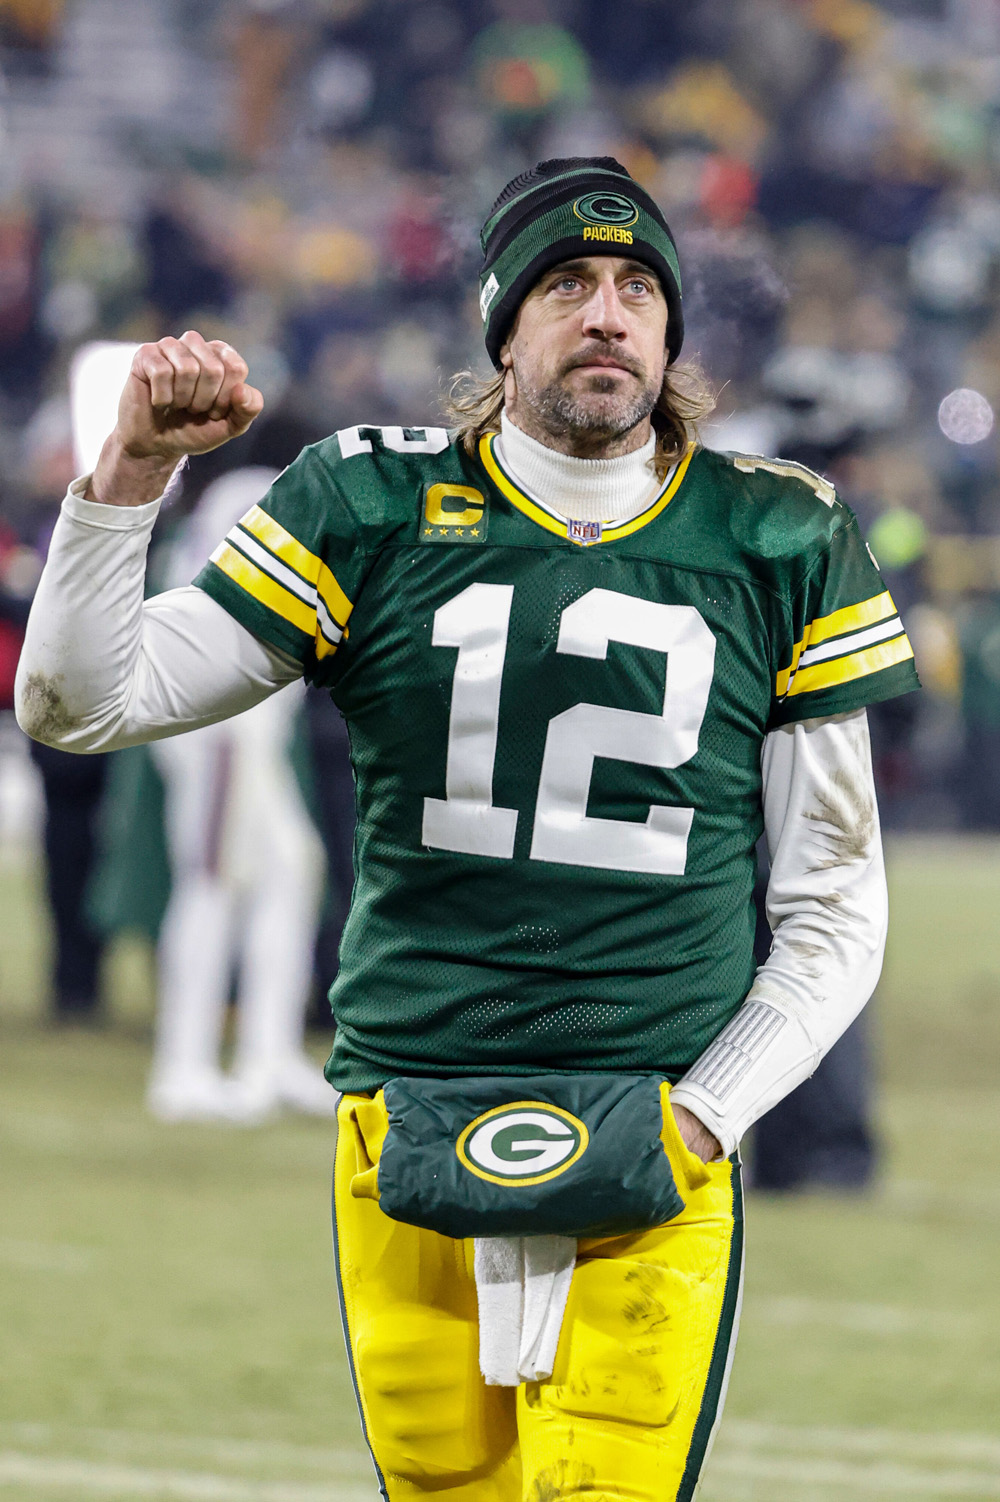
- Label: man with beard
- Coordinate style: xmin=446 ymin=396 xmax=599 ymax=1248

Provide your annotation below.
xmin=17 ymin=158 xmax=918 ymax=1501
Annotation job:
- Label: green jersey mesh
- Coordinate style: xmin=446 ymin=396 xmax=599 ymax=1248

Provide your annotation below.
xmin=195 ymin=431 xmax=919 ymax=1093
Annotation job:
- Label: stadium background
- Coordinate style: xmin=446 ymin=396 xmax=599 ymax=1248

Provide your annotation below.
xmin=1 ymin=1 xmax=999 ymax=1498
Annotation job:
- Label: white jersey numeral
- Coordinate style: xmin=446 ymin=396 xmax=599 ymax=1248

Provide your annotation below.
xmin=337 ymin=425 xmax=450 ymax=458
xmin=530 ymin=590 xmax=716 ymax=874
xmin=420 ymin=584 xmax=520 ymax=859
xmin=423 ymin=585 xmax=716 ymax=875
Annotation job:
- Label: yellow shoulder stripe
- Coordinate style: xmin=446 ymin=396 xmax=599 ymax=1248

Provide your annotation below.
xmin=776 ymin=590 xmax=898 ymax=696
xmin=808 ymin=590 xmax=896 ymax=647
xmin=317 ymin=560 xmax=353 ymax=631
xmin=239 ymin=505 xmax=354 ymax=630
xmin=210 ymin=542 xmax=314 ymax=637
xmin=240 ymin=504 xmax=318 ymax=582
xmin=775 ymin=638 xmax=805 ymax=699
xmin=786 ymin=633 xmax=914 ymax=697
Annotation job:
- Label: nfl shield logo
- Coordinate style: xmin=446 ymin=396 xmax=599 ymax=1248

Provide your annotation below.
xmin=567 ymin=518 xmax=602 ymax=545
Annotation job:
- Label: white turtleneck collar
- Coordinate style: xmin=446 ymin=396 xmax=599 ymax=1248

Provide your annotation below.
xmin=495 ymin=410 xmax=664 ymax=523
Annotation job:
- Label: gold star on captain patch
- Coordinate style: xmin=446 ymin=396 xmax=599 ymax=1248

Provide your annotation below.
xmin=455 ymin=527 xmax=464 ymax=536
xmin=438 ymin=527 xmax=448 ymax=535
xmin=423 ymin=527 xmax=434 ymax=536
xmin=471 ymin=527 xmax=480 ymax=536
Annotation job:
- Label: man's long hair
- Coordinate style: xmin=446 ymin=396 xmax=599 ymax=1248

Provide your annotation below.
xmin=444 ymin=360 xmax=717 ymax=481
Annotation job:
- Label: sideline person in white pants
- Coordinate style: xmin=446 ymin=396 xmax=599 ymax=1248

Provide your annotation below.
xmin=148 ymin=469 xmax=330 ymax=1123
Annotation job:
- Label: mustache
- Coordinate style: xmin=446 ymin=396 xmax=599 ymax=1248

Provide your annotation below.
xmin=561 ymin=346 xmax=644 ymax=378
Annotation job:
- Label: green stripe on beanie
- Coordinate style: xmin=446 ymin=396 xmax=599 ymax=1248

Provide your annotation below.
xmin=479 ymin=157 xmax=684 ymax=370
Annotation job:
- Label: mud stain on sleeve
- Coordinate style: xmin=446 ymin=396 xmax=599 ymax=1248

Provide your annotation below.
xmin=17 ymin=672 xmax=82 ymax=743
xmin=804 ymin=766 xmax=875 ymax=866
xmin=786 ymin=937 xmax=826 ymax=978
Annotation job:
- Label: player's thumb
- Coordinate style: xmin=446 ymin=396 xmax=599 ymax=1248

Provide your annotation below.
xmin=228 ymin=383 xmax=265 ymax=434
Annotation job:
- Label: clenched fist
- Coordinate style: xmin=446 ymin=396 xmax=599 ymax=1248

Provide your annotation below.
xmin=85 ymin=330 xmax=264 ymax=507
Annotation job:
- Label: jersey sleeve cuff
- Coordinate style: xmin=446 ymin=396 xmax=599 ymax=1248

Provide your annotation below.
xmin=768 ymin=658 xmax=920 ymax=729
xmin=195 ymin=563 xmax=311 ymax=668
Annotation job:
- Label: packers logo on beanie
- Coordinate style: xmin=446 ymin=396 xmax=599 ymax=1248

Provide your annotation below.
xmin=478 ymin=156 xmax=684 ymax=370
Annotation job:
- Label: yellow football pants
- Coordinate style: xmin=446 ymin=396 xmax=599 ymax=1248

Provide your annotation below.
xmin=333 ymin=1089 xmax=743 ymax=1502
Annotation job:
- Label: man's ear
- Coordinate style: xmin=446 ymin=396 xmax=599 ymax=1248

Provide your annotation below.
xmin=499 ymin=341 xmax=513 ymax=371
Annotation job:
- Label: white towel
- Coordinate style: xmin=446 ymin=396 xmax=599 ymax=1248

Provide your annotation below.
xmin=473 ymin=1235 xmax=577 ymax=1386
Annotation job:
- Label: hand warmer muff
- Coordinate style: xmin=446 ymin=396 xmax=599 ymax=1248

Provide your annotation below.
xmin=350 ymin=1073 xmax=707 ymax=1240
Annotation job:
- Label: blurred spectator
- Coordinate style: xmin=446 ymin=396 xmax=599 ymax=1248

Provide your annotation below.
xmin=385 ymin=175 xmax=462 ymax=297
xmin=42 ymin=213 xmax=143 ymax=345
xmin=641 ymin=61 xmax=770 ymax=163
xmin=956 ymin=591 xmax=1000 ymax=831
xmin=224 ymin=3 xmax=308 ymax=163
xmin=0 ymin=202 xmax=53 ymax=415
xmin=11 ymin=390 xmax=110 ymax=1023
xmin=29 ymin=740 xmax=109 ymax=1022
xmin=0 ymin=0 xmax=64 ymax=74
xmin=471 ymin=6 xmax=591 ymax=134
xmin=142 ymin=189 xmax=235 ymax=325
xmin=147 ymin=467 xmax=330 ymax=1123
xmin=752 ymin=1015 xmax=877 ymax=1191
xmin=0 ymin=518 xmax=37 ymax=709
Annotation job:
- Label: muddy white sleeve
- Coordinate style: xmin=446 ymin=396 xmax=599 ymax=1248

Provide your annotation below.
xmin=15 ymin=478 xmax=299 ymax=752
xmin=670 ymin=710 xmax=886 ymax=1156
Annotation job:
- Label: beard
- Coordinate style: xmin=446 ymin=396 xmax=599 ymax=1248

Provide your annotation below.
xmin=519 ymin=351 xmax=661 ymax=445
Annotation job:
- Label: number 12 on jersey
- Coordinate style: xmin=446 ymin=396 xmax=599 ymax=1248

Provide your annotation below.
xmin=421 ymin=583 xmax=717 ymax=876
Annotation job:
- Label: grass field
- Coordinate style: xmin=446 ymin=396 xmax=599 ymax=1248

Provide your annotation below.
xmin=2 ymin=836 xmax=999 ymax=1500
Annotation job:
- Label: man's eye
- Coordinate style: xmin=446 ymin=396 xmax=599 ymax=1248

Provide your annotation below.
xmin=627 ymin=279 xmax=649 ymax=294
xmin=557 ymin=276 xmax=581 ymax=291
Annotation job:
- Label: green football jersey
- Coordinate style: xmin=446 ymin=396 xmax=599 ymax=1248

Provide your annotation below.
xmin=195 ymin=427 xmax=919 ymax=1093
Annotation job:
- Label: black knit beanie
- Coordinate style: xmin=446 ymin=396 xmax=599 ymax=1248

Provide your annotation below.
xmin=479 ymin=156 xmax=684 ymax=370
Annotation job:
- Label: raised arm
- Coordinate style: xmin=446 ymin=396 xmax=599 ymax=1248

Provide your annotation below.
xmin=15 ymin=334 xmax=298 ymax=753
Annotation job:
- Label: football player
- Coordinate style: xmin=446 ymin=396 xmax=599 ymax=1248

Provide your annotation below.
xmin=17 ymin=158 xmax=918 ymax=1502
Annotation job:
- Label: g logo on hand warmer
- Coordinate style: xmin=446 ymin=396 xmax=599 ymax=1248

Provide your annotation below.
xmin=456 ymin=1102 xmax=589 ymax=1186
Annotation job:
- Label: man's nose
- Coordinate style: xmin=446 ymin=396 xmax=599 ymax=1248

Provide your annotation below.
xmin=581 ymin=279 xmax=628 ymax=340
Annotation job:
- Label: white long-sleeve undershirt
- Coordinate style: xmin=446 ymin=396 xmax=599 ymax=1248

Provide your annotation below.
xmin=15 ymin=473 xmax=888 ymax=1153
